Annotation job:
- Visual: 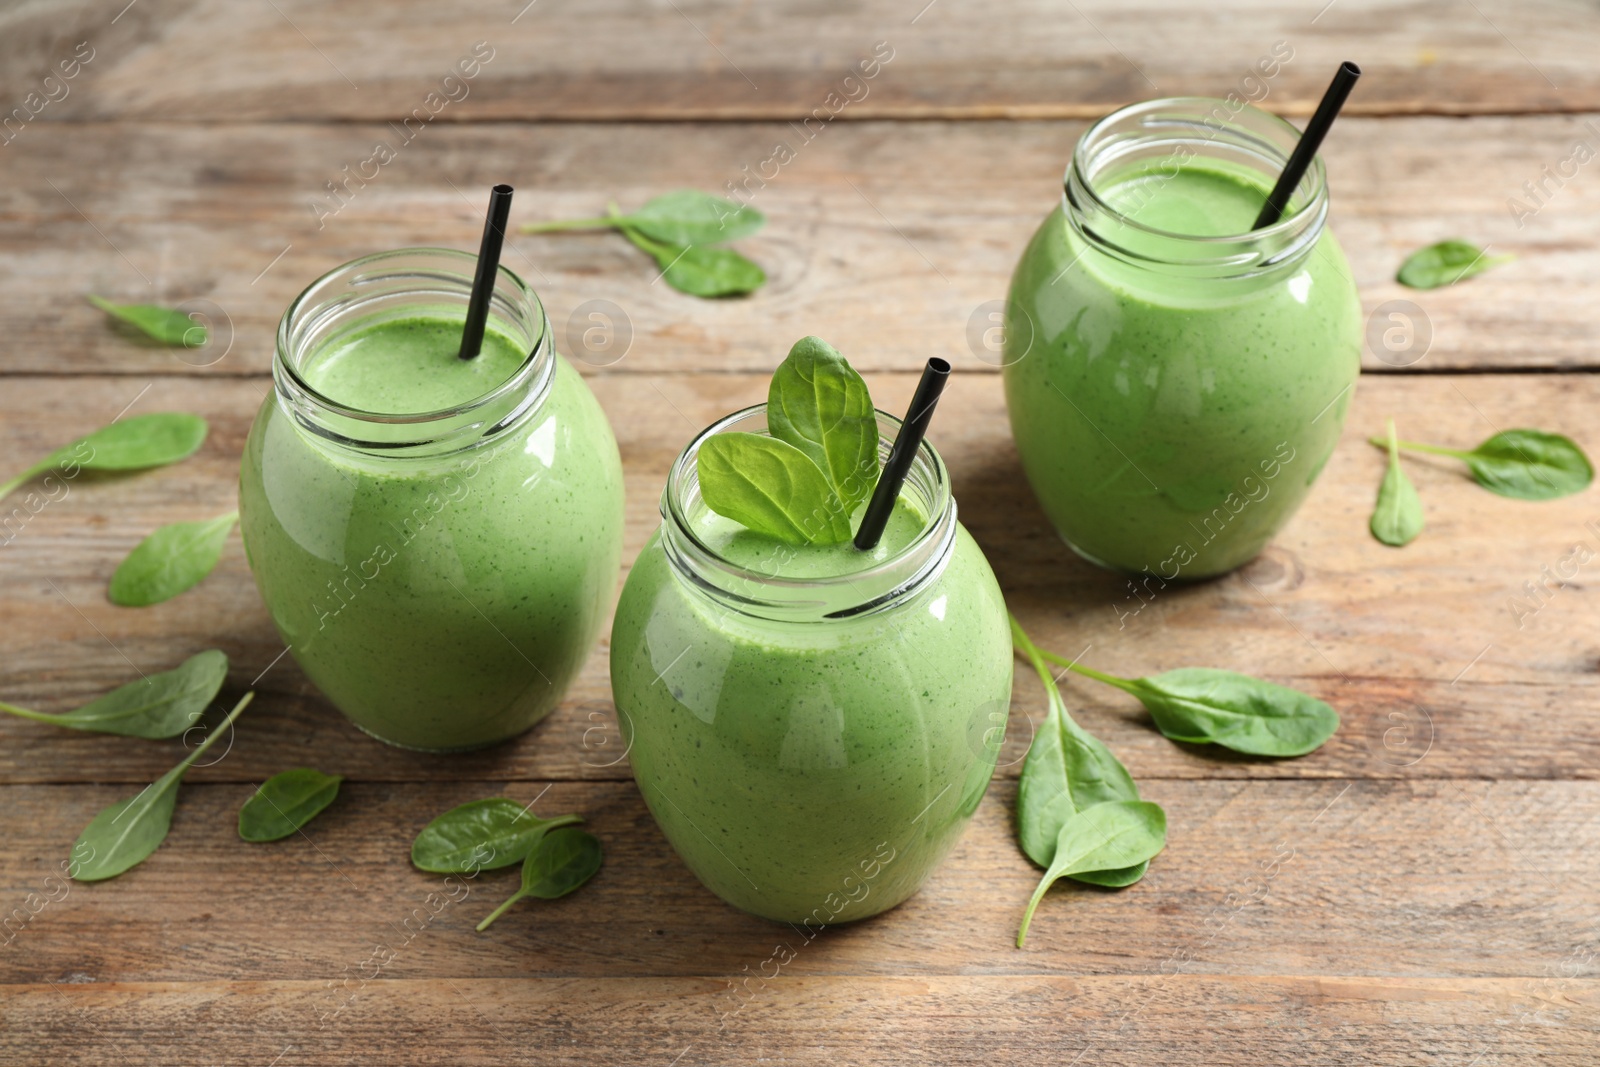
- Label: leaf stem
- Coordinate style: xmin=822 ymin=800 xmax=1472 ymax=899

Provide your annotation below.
xmin=177 ymin=691 xmax=253 ymax=772
xmin=1365 ymin=436 xmax=1471 ymax=460
xmin=519 ymin=216 xmax=621 ymax=234
xmin=0 ymin=699 xmax=56 ymax=724
xmin=476 ymin=889 xmax=525 ymax=932
xmin=1017 ymin=869 xmax=1052 ymax=948
xmin=0 ymin=460 xmax=51 ymax=504
xmin=1035 ymin=650 xmax=1141 ymax=695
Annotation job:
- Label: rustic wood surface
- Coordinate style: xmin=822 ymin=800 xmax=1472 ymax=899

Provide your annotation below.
xmin=2 ymin=3 xmax=1597 ymax=1065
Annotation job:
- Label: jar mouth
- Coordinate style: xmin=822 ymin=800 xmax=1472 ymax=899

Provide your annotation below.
xmin=660 ymin=404 xmax=958 ymax=622
xmin=274 ymin=247 xmax=554 ymax=456
xmin=1065 ymin=96 xmax=1328 ymax=277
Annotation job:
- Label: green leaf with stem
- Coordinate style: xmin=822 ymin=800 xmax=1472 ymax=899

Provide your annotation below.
xmin=87 ymin=295 xmax=208 ymax=347
xmin=1370 ymin=418 xmax=1424 ymax=547
xmin=521 ymin=189 xmax=764 ymax=245
xmin=1011 ymin=616 xmax=1150 ymax=888
xmin=1016 ymin=800 xmax=1166 ymax=948
xmin=109 ymin=510 xmax=239 ymax=607
xmin=1396 ymin=240 xmax=1514 ymax=289
xmin=611 ymin=205 xmax=765 ymax=298
xmin=476 ymin=827 xmax=603 ymax=931
xmin=239 ymin=768 xmax=343 ymax=842
xmin=0 ymin=412 xmax=208 ymax=503
xmin=71 ymin=691 xmax=253 ymax=881
xmin=411 ymin=798 xmax=584 ymax=874
xmin=1040 ymin=648 xmax=1339 ymax=758
xmin=0 ymin=649 xmax=228 ymax=739
xmin=1367 ymin=428 xmax=1592 ymax=501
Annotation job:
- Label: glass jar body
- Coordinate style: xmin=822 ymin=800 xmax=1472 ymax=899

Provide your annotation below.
xmin=239 ymin=250 xmax=624 ymax=751
xmin=610 ymin=407 xmax=1012 ymax=924
xmin=1002 ymin=99 xmax=1362 ymax=578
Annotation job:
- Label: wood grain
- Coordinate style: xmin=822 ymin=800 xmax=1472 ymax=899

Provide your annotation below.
xmin=6 ymin=974 xmax=1593 ymax=1066
xmin=1 ymin=0 xmax=1596 ymax=121
xmin=0 ymin=118 xmax=1593 ymax=378
xmin=0 ymin=371 xmax=1596 ymax=787
xmin=2 ymin=778 xmax=1597 ymax=984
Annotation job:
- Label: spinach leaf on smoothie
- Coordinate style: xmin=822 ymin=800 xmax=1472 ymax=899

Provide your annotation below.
xmin=0 ymin=649 xmax=228 ymax=738
xmin=1370 ymin=418 xmax=1424 ymax=547
xmin=1367 ymin=428 xmax=1592 ymax=500
xmin=1396 ymin=240 xmax=1513 ymax=289
xmin=109 ymin=510 xmax=239 ymax=607
xmin=697 ymin=338 xmax=879 ymax=545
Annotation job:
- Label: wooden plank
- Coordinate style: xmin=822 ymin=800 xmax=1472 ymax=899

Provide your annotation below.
xmin=3 ymin=371 xmax=1600 ymax=790
xmin=1 ymin=371 xmax=1597 ymax=786
xmin=8 ymin=975 xmax=1593 ymax=1066
xmin=1 ymin=777 xmax=1597 ymax=983
xmin=0 ymin=117 xmax=1592 ymax=377
xmin=0 ymin=0 xmax=1596 ymax=121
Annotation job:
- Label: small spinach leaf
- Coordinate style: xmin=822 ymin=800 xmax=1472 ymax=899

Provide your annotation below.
xmin=1396 ymin=240 xmax=1513 ymax=289
xmin=1017 ymin=800 xmax=1166 ymax=947
xmin=697 ymin=431 xmax=854 ymax=544
xmin=109 ymin=510 xmax=238 ymax=607
xmin=766 ymin=336 xmax=880 ymax=516
xmin=239 ymin=768 xmax=343 ymax=842
xmin=476 ymin=827 xmax=603 ymax=931
xmin=0 ymin=412 xmax=208 ymax=502
xmin=411 ymin=798 xmax=583 ymax=874
xmin=1370 ymin=418 xmax=1424 ymax=546
xmin=0 ymin=649 xmax=228 ymax=739
xmin=88 ymin=295 xmax=207 ymax=347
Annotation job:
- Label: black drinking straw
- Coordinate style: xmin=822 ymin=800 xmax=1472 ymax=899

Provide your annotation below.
xmin=853 ymin=357 xmax=951 ymax=551
xmin=1251 ymin=61 xmax=1361 ymax=230
xmin=458 ymin=183 xmax=514 ymax=360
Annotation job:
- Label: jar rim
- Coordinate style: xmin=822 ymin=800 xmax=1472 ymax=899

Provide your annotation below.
xmin=660 ymin=403 xmax=958 ymax=621
xmin=1063 ymin=96 xmax=1329 ymax=279
xmin=273 ymin=247 xmax=553 ymax=455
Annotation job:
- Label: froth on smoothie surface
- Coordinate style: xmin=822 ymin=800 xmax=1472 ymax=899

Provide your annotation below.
xmin=301 ymin=314 xmax=529 ymax=415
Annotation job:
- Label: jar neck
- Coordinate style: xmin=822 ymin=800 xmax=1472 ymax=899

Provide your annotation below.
xmin=1064 ymin=96 xmax=1329 ymax=283
xmin=660 ymin=405 xmax=959 ymax=624
xmin=273 ymin=247 xmax=554 ymax=459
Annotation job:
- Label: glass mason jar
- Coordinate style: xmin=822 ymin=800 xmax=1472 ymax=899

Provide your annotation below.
xmin=610 ymin=406 xmax=1012 ymax=925
xmin=239 ymin=249 xmax=625 ymax=751
xmin=1003 ymin=97 xmax=1362 ymax=579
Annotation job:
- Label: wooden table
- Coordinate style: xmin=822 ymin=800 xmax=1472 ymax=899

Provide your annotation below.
xmin=2 ymin=2 xmax=1596 ymax=1063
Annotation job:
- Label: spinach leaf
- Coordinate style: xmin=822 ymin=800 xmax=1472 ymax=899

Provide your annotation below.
xmin=619 ymin=222 xmax=766 ymax=297
xmin=1462 ymin=430 xmax=1592 ymax=500
xmin=1034 ymin=641 xmax=1340 ymax=758
xmin=238 ymin=768 xmax=343 ymax=842
xmin=697 ymin=431 xmax=854 ymax=544
xmin=71 ymin=691 xmax=253 ymax=881
xmin=109 ymin=510 xmax=238 ymax=607
xmin=411 ymin=798 xmax=583 ymax=874
xmin=476 ymin=827 xmax=603 ymax=931
xmin=1396 ymin=240 xmax=1514 ymax=289
xmin=1011 ymin=617 xmax=1150 ymax=889
xmin=1370 ymin=418 xmax=1424 ymax=546
xmin=88 ymin=295 xmax=207 ymax=347
xmin=0 ymin=412 xmax=208 ymax=503
xmin=521 ymin=190 xmax=764 ymax=245
xmin=625 ymin=190 xmax=765 ymax=245
xmin=1016 ymin=800 xmax=1166 ymax=947
xmin=766 ymin=336 xmax=880 ymax=516
xmin=1369 ymin=428 xmax=1592 ymax=501
xmin=0 ymin=649 xmax=228 ymax=739
xmin=1125 ymin=669 xmax=1341 ymax=757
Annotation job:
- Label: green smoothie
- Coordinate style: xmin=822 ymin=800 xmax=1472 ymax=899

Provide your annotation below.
xmin=240 ymin=307 xmax=624 ymax=751
xmin=1003 ymin=156 xmax=1362 ymax=579
xmin=611 ymin=488 xmax=1012 ymax=925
